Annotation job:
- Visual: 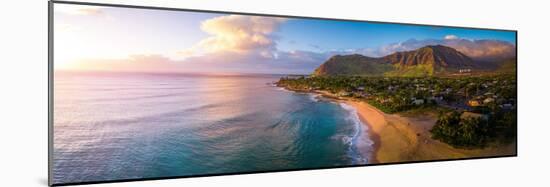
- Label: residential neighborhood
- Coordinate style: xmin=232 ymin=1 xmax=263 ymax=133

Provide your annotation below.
xmin=277 ymin=75 xmax=517 ymax=148
xmin=278 ymin=75 xmax=516 ymax=114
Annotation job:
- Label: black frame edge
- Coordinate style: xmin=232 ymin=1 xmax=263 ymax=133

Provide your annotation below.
xmin=48 ymin=0 xmax=518 ymax=186
xmin=51 ymin=154 xmax=517 ymax=186
xmin=50 ymin=0 xmax=517 ymax=32
xmin=48 ymin=0 xmax=54 ymax=186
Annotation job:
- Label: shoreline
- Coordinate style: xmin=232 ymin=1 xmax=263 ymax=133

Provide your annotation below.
xmin=311 ymin=90 xmax=390 ymax=163
xmin=281 ymin=88 xmax=386 ymax=163
xmin=280 ymin=86 xmax=516 ymax=164
xmin=341 ymin=100 xmax=383 ymax=163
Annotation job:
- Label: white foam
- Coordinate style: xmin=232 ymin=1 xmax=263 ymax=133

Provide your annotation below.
xmin=272 ymin=87 xmax=321 ymax=103
xmin=339 ymin=103 xmax=375 ymax=165
xmin=274 ymin=87 xmax=293 ymax=93
xmin=308 ymin=93 xmax=320 ymax=102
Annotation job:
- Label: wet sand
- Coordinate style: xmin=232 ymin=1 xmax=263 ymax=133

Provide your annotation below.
xmin=343 ymin=100 xmax=516 ymax=164
xmin=280 ymin=87 xmax=515 ymax=164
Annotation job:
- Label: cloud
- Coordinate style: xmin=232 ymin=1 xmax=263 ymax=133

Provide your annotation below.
xmin=59 ymin=12 xmax=515 ymax=74
xmin=59 ymin=15 xmax=327 ymax=74
xmin=179 ymin=50 xmax=328 ymax=74
xmin=65 ymin=55 xmax=178 ymax=72
xmin=63 ymin=49 xmax=328 ymax=74
xmin=55 ymin=23 xmax=80 ymax=33
xmin=354 ymin=35 xmax=516 ymax=61
xmin=179 ymin=15 xmax=286 ymax=59
xmin=309 ymin=44 xmax=322 ymax=50
xmin=55 ymin=4 xmax=104 ymax=16
xmin=443 ymin=39 xmax=516 ymax=61
xmin=444 ymin=35 xmax=459 ymax=40
xmin=173 ymin=15 xmax=329 ymax=74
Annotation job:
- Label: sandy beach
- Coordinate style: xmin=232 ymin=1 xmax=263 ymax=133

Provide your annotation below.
xmin=343 ymin=99 xmax=516 ymax=164
xmin=281 ymin=87 xmax=515 ymax=164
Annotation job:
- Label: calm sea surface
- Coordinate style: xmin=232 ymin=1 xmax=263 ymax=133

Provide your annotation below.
xmin=53 ymin=72 xmax=373 ymax=184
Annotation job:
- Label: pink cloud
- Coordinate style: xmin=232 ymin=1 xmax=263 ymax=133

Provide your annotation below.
xmin=179 ymin=15 xmax=286 ymax=58
xmin=66 ymin=55 xmax=178 ymax=73
xmin=55 ymin=4 xmax=104 ymax=16
xmin=357 ymin=36 xmax=516 ymax=61
xmin=444 ymin=35 xmax=459 ymax=40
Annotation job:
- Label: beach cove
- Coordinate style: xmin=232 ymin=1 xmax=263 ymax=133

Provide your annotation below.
xmin=53 ymin=73 xmax=376 ymax=183
xmin=286 ymin=88 xmax=516 ymax=164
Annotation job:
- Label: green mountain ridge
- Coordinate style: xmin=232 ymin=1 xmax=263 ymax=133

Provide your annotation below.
xmin=312 ymin=54 xmax=392 ymax=76
xmin=313 ymin=45 xmax=514 ymax=77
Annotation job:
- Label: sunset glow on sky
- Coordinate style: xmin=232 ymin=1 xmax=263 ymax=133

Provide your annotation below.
xmin=54 ymin=4 xmax=516 ymax=74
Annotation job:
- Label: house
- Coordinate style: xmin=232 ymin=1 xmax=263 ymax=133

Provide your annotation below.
xmin=286 ymin=75 xmax=305 ymax=79
xmin=500 ymin=103 xmax=514 ymax=110
xmin=459 ymin=69 xmax=472 ymax=73
xmin=412 ymin=99 xmax=425 ymax=105
xmin=361 ymin=93 xmax=371 ymax=98
xmin=461 ymin=112 xmax=489 ymax=121
xmin=483 ymin=97 xmax=495 ymax=104
xmin=377 ymin=97 xmax=392 ymax=104
xmin=430 ymin=96 xmax=444 ymax=101
xmin=468 ymin=99 xmax=481 ymax=107
xmin=337 ymin=91 xmax=350 ymax=97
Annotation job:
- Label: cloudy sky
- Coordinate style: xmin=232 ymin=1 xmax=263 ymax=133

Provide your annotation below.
xmin=54 ymin=4 xmax=516 ymax=74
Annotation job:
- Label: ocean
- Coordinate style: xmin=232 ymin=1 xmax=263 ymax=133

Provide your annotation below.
xmin=53 ymin=72 xmax=373 ymax=184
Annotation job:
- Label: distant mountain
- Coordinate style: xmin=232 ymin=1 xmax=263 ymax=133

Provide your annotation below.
xmin=495 ymin=58 xmax=517 ymax=73
xmin=312 ymin=54 xmax=392 ymax=76
xmin=382 ymin=45 xmax=475 ymax=76
xmin=313 ymin=45 xmax=511 ymax=77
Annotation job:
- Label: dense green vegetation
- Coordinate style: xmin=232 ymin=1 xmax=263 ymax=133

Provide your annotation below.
xmin=430 ymin=111 xmax=490 ymax=147
xmin=312 ymin=54 xmax=393 ymax=76
xmin=431 ymin=109 xmax=517 ymax=148
xmin=384 ymin=64 xmax=436 ymax=77
xmin=277 ymin=75 xmax=516 ymax=148
xmin=313 ymin=45 xmax=478 ymax=77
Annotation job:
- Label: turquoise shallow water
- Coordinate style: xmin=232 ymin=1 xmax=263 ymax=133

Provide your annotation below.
xmin=53 ymin=72 xmax=373 ymax=184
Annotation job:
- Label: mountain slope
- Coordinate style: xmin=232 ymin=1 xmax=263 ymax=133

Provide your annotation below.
xmin=495 ymin=58 xmax=517 ymax=73
xmin=312 ymin=54 xmax=392 ymax=76
xmin=383 ymin=45 xmax=475 ymax=68
xmin=314 ymin=45 xmax=478 ymax=77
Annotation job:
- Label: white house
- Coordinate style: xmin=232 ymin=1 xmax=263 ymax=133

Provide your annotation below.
xmin=412 ymin=99 xmax=424 ymax=105
xmin=483 ymin=97 xmax=495 ymax=104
